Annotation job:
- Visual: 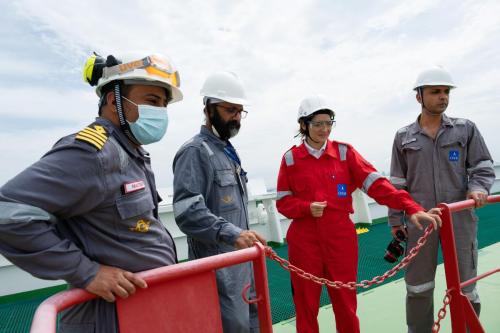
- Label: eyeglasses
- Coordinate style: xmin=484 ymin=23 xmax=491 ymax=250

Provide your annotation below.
xmin=216 ymin=104 xmax=248 ymax=119
xmin=308 ymin=120 xmax=336 ymax=128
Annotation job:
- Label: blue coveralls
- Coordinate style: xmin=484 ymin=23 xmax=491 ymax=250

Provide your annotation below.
xmin=172 ymin=125 xmax=259 ymax=333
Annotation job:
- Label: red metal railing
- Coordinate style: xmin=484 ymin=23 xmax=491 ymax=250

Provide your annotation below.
xmin=434 ymin=195 xmax=500 ymax=333
xmin=29 ymin=195 xmax=500 ymax=332
xmin=30 ymin=242 xmax=272 ymax=333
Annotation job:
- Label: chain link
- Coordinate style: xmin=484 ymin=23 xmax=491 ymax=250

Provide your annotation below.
xmin=432 ymin=291 xmax=451 ymax=333
xmin=264 ymin=224 xmax=435 ymax=290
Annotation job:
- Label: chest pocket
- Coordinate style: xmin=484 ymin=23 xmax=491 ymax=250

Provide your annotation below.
xmin=116 ymin=190 xmax=155 ymax=220
xmin=215 ymin=169 xmax=239 ymax=212
xmin=440 ymin=137 xmax=466 ymax=148
xmin=401 ymin=142 xmax=422 ymax=153
xmin=292 ymin=173 xmax=309 ymax=193
xmin=401 ymin=141 xmax=422 ymax=167
xmin=115 ymin=190 xmax=159 ymax=245
xmin=289 ymin=165 xmax=314 ymax=199
xmin=332 ymin=161 xmax=351 ymax=198
xmin=440 ymin=136 xmax=467 ymax=172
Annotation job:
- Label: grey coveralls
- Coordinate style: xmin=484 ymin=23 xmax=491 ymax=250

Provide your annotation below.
xmin=172 ymin=125 xmax=259 ymax=333
xmin=389 ymin=114 xmax=495 ymax=333
xmin=0 ymin=118 xmax=177 ymax=333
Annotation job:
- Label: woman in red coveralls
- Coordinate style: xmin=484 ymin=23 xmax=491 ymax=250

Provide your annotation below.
xmin=276 ymin=95 xmax=442 ymax=333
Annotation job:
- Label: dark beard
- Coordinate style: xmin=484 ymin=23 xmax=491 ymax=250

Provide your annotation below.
xmin=210 ymin=106 xmax=240 ymax=140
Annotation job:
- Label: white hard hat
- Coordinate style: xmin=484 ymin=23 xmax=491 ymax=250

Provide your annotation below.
xmin=413 ymin=66 xmax=456 ymax=91
xmin=297 ymin=95 xmax=335 ymax=122
xmin=200 ymin=71 xmax=249 ymax=105
xmin=84 ymin=52 xmax=183 ymax=103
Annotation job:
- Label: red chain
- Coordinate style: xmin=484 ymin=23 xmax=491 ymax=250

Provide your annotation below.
xmin=264 ymin=224 xmax=434 ymax=290
xmin=432 ymin=291 xmax=451 ymax=333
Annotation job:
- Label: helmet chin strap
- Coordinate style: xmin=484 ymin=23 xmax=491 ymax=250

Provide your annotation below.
xmin=208 ymin=104 xmax=231 ymax=141
xmin=211 ymin=125 xmax=221 ymax=138
xmin=418 ymin=87 xmax=427 ymax=110
xmin=113 ymin=82 xmax=140 ymax=145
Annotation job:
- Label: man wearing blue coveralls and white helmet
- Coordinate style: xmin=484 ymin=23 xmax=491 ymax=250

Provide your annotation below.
xmin=389 ymin=66 xmax=495 ymax=333
xmin=0 ymin=52 xmax=182 ymax=332
xmin=172 ymin=71 xmax=266 ymax=333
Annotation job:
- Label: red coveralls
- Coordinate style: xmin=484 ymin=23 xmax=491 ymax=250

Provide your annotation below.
xmin=276 ymin=140 xmax=424 ymax=333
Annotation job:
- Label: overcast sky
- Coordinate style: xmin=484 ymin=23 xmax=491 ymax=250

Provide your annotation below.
xmin=1 ymin=0 xmax=499 ymax=192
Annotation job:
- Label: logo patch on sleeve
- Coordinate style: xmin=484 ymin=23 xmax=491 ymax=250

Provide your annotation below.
xmin=337 ymin=184 xmax=347 ymax=198
xmin=449 ymin=150 xmax=459 ymax=162
xmin=122 ymin=180 xmax=146 ymax=194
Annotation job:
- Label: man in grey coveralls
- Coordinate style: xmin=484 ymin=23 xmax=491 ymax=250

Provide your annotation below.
xmin=0 ymin=52 xmax=182 ymax=332
xmin=389 ymin=66 xmax=495 ymax=333
xmin=173 ymin=71 xmax=266 ymax=333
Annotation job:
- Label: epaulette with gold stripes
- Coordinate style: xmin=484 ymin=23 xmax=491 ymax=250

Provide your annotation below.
xmin=75 ymin=123 xmax=108 ymax=150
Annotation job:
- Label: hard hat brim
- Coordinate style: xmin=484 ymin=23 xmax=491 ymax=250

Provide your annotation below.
xmin=413 ymin=83 xmax=457 ymax=90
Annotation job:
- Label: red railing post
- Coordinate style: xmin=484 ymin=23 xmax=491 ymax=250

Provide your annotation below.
xmin=252 ymin=242 xmax=273 ymax=333
xmin=437 ymin=202 xmax=467 ymax=333
xmin=438 ymin=195 xmax=500 ymax=332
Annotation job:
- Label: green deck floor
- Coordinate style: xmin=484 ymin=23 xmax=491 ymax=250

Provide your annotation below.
xmin=273 ymin=242 xmax=500 ymax=332
xmin=0 ymin=202 xmax=499 ymax=332
xmin=267 ymin=202 xmax=500 ymax=324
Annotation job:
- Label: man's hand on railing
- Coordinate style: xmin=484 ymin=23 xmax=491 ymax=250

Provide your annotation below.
xmin=234 ymin=230 xmax=267 ymax=250
xmin=467 ymin=190 xmax=488 ymax=208
xmin=85 ymin=265 xmax=148 ymax=302
xmin=409 ymin=208 xmax=442 ymax=231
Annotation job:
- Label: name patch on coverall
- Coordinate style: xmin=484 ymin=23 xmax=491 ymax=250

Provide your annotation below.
xmin=122 ymin=180 xmax=146 ymax=194
xmin=337 ymin=184 xmax=347 ymax=197
xmin=449 ymin=150 xmax=459 ymax=162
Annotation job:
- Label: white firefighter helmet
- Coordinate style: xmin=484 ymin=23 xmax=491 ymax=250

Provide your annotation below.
xmin=83 ymin=52 xmax=183 ymax=103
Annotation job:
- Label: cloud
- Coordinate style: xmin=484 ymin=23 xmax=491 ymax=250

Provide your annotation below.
xmin=0 ymin=87 xmax=96 ymax=122
xmin=1 ymin=0 xmax=499 ymax=188
xmin=365 ymin=0 xmax=439 ymax=31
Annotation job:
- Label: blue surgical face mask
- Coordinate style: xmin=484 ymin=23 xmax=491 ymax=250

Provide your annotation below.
xmin=123 ymin=97 xmax=169 ymax=145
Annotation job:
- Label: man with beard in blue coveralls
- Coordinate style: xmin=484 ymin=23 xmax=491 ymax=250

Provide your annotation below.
xmin=173 ymin=71 xmax=266 ymax=333
xmin=0 ymin=52 xmax=182 ymax=332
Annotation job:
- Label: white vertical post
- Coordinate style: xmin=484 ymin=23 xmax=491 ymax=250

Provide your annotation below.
xmin=262 ymin=198 xmax=284 ymax=243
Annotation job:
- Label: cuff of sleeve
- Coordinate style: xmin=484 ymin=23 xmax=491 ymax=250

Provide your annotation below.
xmin=468 ymin=185 xmax=489 ymax=194
xmin=219 ymin=223 xmax=243 ymax=246
xmin=301 ymin=201 xmax=312 ymax=216
xmin=68 ymin=255 xmax=100 ymax=288
xmin=405 ymin=205 xmax=423 ymax=217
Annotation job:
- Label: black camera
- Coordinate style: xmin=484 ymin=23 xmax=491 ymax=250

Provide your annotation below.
xmin=384 ymin=230 xmax=407 ymax=263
